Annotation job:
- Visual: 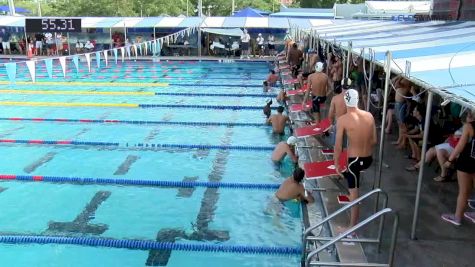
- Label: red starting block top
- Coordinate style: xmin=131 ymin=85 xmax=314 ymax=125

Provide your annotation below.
xmin=304 ymin=150 xmax=348 ymax=179
xmin=290 ymin=101 xmax=312 ymax=112
xmin=295 ymin=118 xmax=332 ymax=138
xmin=283 ymin=78 xmax=299 ymax=85
xmin=287 ymin=89 xmax=306 ymax=96
xmin=287 ymin=84 xmax=309 ymax=96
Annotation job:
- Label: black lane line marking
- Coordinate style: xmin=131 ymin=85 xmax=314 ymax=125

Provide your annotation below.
xmin=0 ymin=126 xmax=24 ymax=138
xmin=146 ymin=125 xmax=234 ymax=266
xmin=47 ymin=191 xmax=111 ymax=235
xmin=192 ymin=148 xmax=210 ymax=159
xmin=23 ymin=152 xmax=57 ymax=173
xmin=176 ymin=176 xmax=198 ymax=198
xmin=113 ymin=155 xmax=140 ymax=175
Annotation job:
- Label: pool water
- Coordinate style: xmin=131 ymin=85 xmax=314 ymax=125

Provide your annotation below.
xmin=0 ymin=60 xmax=300 ymax=266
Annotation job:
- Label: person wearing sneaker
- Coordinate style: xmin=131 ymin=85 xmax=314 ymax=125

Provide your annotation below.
xmin=441 ymin=110 xmax=475 ymax=226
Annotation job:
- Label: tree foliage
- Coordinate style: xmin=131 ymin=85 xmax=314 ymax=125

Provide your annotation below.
xmin=8 ymin=0 xmax=334 ymax=17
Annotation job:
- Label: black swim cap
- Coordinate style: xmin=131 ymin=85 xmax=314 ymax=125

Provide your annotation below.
xmin=293 ymin=167 xmax=305 ymax=183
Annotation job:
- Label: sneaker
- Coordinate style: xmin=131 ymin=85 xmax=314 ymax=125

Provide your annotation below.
xmin=441 ymin=214 xmax=461 ymax=226
xmin=468 ymin=199 xmax=475 ymax=210
xmin=464 ymin=212 xmax=475 ymax=223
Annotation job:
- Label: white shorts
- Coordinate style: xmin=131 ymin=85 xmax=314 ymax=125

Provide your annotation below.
xmin=435 ymin=143 xmax=454 ymax=155
xmin=35 ymin=41 xmax=42 ymax=49
xmin=2 ymin=42 xmax=10 ymax=49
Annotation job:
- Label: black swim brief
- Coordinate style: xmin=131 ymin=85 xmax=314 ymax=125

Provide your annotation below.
xmin=312 ymin=96 xmax=327 ymax=113
xmin=344 ymin=156 xmax=373 ymax=189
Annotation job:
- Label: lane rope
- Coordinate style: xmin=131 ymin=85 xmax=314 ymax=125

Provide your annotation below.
xmin=0 ymin=101 xmax=275 ymax=110
xmin=0 ymin=117 xmax=267 ymax=127
xmin=0 ymin=90 xmax=276 ymax=98
xmin=0 ymin=235 xmax=301 ymax=255
xmin=0 ymin=174 xmax=280 ymax=190
xmin=0 ymin=139 xmax=275 ymax=151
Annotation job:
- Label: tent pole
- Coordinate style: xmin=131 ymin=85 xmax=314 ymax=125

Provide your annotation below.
xmin=153 ymin=27 xmax=156 ymax=40
xmin=109 ymin=28 xmax=112 ymax=50
xmin=197 ymin=29 xmax=202 ymax=57
xmin=366 ymin=48 xmax=373 ymax=112
xmin=124 ymin=23 xmax=127 ymax=43
xmin=373 ymin=51 xmax=391 ymax=213
xmin=411 ymin=91 xmax=433 ymax=240
xmin=23 ymin=28 xmax=28 ymax=56
xmin=345 ymin=41 xmax=352 ymax=80
xmin=66 ymin=32 xmax=71 ymax=56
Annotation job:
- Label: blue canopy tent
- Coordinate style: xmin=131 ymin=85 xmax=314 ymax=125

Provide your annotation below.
xmin=0 ymin=6 xmax=30 ymax=13
xmin=311 ymin=19 xmax=475 ymax=241
xmin=233 ymin=7 xmax=264 ymax=17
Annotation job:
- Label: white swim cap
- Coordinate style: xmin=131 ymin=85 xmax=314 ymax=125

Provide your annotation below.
xmin=344 ymin=89 xmax=359 ymax=108
xmin=287 ymin=136 xmax=298 ymax=145
xmin=315 ymin=62 xmax=324 ymax=72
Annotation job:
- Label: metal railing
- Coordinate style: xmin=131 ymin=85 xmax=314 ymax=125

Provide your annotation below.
xmin=302 ymin=188 xmax=398 ymax=267
xmin=305 ymin=208 xmax=398 ymax=267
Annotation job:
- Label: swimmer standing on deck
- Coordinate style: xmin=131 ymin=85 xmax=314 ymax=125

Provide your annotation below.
xmin=334 ymin=89 xmax=377 ymax=228
xmin=302 ymin=62 xmax=329 ymax=123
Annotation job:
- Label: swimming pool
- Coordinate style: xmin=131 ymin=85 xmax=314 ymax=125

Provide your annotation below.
xmin=0 ymin=60 xmax=301 ymax=266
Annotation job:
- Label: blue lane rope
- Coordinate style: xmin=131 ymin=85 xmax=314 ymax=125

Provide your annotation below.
xmin=0 ymin=117 xmax=267 ymax=127
xmin=154 ymin=92 xmax=277 ymax=98
xmin=138 ymin=104 xmax=277 ymax=110
xmin=1 ymin=174 xmax=280 ymax=190
xmin=0 ymin=139 xmax=275 ymax=151
xmin=0 ymin=235 xmax=301 ymax=255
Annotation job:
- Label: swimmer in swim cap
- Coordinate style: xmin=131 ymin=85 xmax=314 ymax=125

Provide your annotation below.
xmin=334 ymin=88 xmax=376 ymax=228
xmin=271 ymin=136 xmax=299 ymax=164
xmin=303 ymin=61 xmax=329 ymax=123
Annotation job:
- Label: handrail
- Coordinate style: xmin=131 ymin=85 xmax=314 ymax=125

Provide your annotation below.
xmin=306 ymin=208 xmax=398 ymax=267
xmin=302 ymin=188 xmax=387 ymax=241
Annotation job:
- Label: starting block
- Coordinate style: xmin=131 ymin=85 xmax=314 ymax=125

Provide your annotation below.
xmin=304 ymin=150 xmax=348 ymax=179
xmin=279 ymin=65 xmax=290 ymax=70
xmin=295 ymin=118 xmax=332 ymax=138
xmin=283 ymin=78 xmax=299 ymax=85
xmin=290 ymin=100 xmax=312 ymax=112
xmin=287 ymin=84 xmax=308 ymax=96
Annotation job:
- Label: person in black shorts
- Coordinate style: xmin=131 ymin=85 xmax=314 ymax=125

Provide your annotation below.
xmin=344 ymin=157 xmax=373 ymax=189
xmin=442 ymin=110 xmax=475 ymax=226
xmin=312 ymin=95 xmax=326 ymax=114
xmin=335 ymin=89 xmax=377 ymax=228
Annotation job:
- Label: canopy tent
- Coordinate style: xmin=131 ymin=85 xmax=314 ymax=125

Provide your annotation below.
xmin=232 ymin=7 xmax=264 ymax=17
xmin=0 ymin=6 xmax=30 ymax=13
xmin=308 ymin=19 xmax=475 ymax=241
xmin=271 ymin=7 xmax=334 ymax=19
xmin=201 ymin=28 xmax=243 ymax=37
xmin=201 ymin=16 xmax=291 ymax=28
xmin=0 ymin=16 xmax=325 ymax=30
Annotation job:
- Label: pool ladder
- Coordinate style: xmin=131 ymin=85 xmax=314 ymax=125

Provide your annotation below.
xmin=302 ymin=188 xmax=399 ymax=267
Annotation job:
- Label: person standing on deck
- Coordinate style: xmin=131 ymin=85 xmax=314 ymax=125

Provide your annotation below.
xmin=302 ymin=62 xmax=329 ymax=123
xmin=334 ymin=89 xmax=377 ymax=228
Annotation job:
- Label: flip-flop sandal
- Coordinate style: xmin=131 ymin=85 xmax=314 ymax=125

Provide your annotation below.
xmin=433 ymin=175 xmax=449 ymax=182
xmin=405 ymin=166 xmax=418 ymax=171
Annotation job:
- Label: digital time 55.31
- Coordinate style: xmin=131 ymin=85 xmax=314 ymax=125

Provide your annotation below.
xmin=25 ymin=18 xmax=82 ymax=33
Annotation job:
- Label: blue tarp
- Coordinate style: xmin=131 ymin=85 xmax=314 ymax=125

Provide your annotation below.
xmin=233 ymin=7 xmax=263 ymax=17
xmin=0 ymin=6 xmax=30 ymax=13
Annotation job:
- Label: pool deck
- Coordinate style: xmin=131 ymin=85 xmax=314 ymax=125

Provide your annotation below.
xmin=289 ymin=99 xmax=475 ymax=266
